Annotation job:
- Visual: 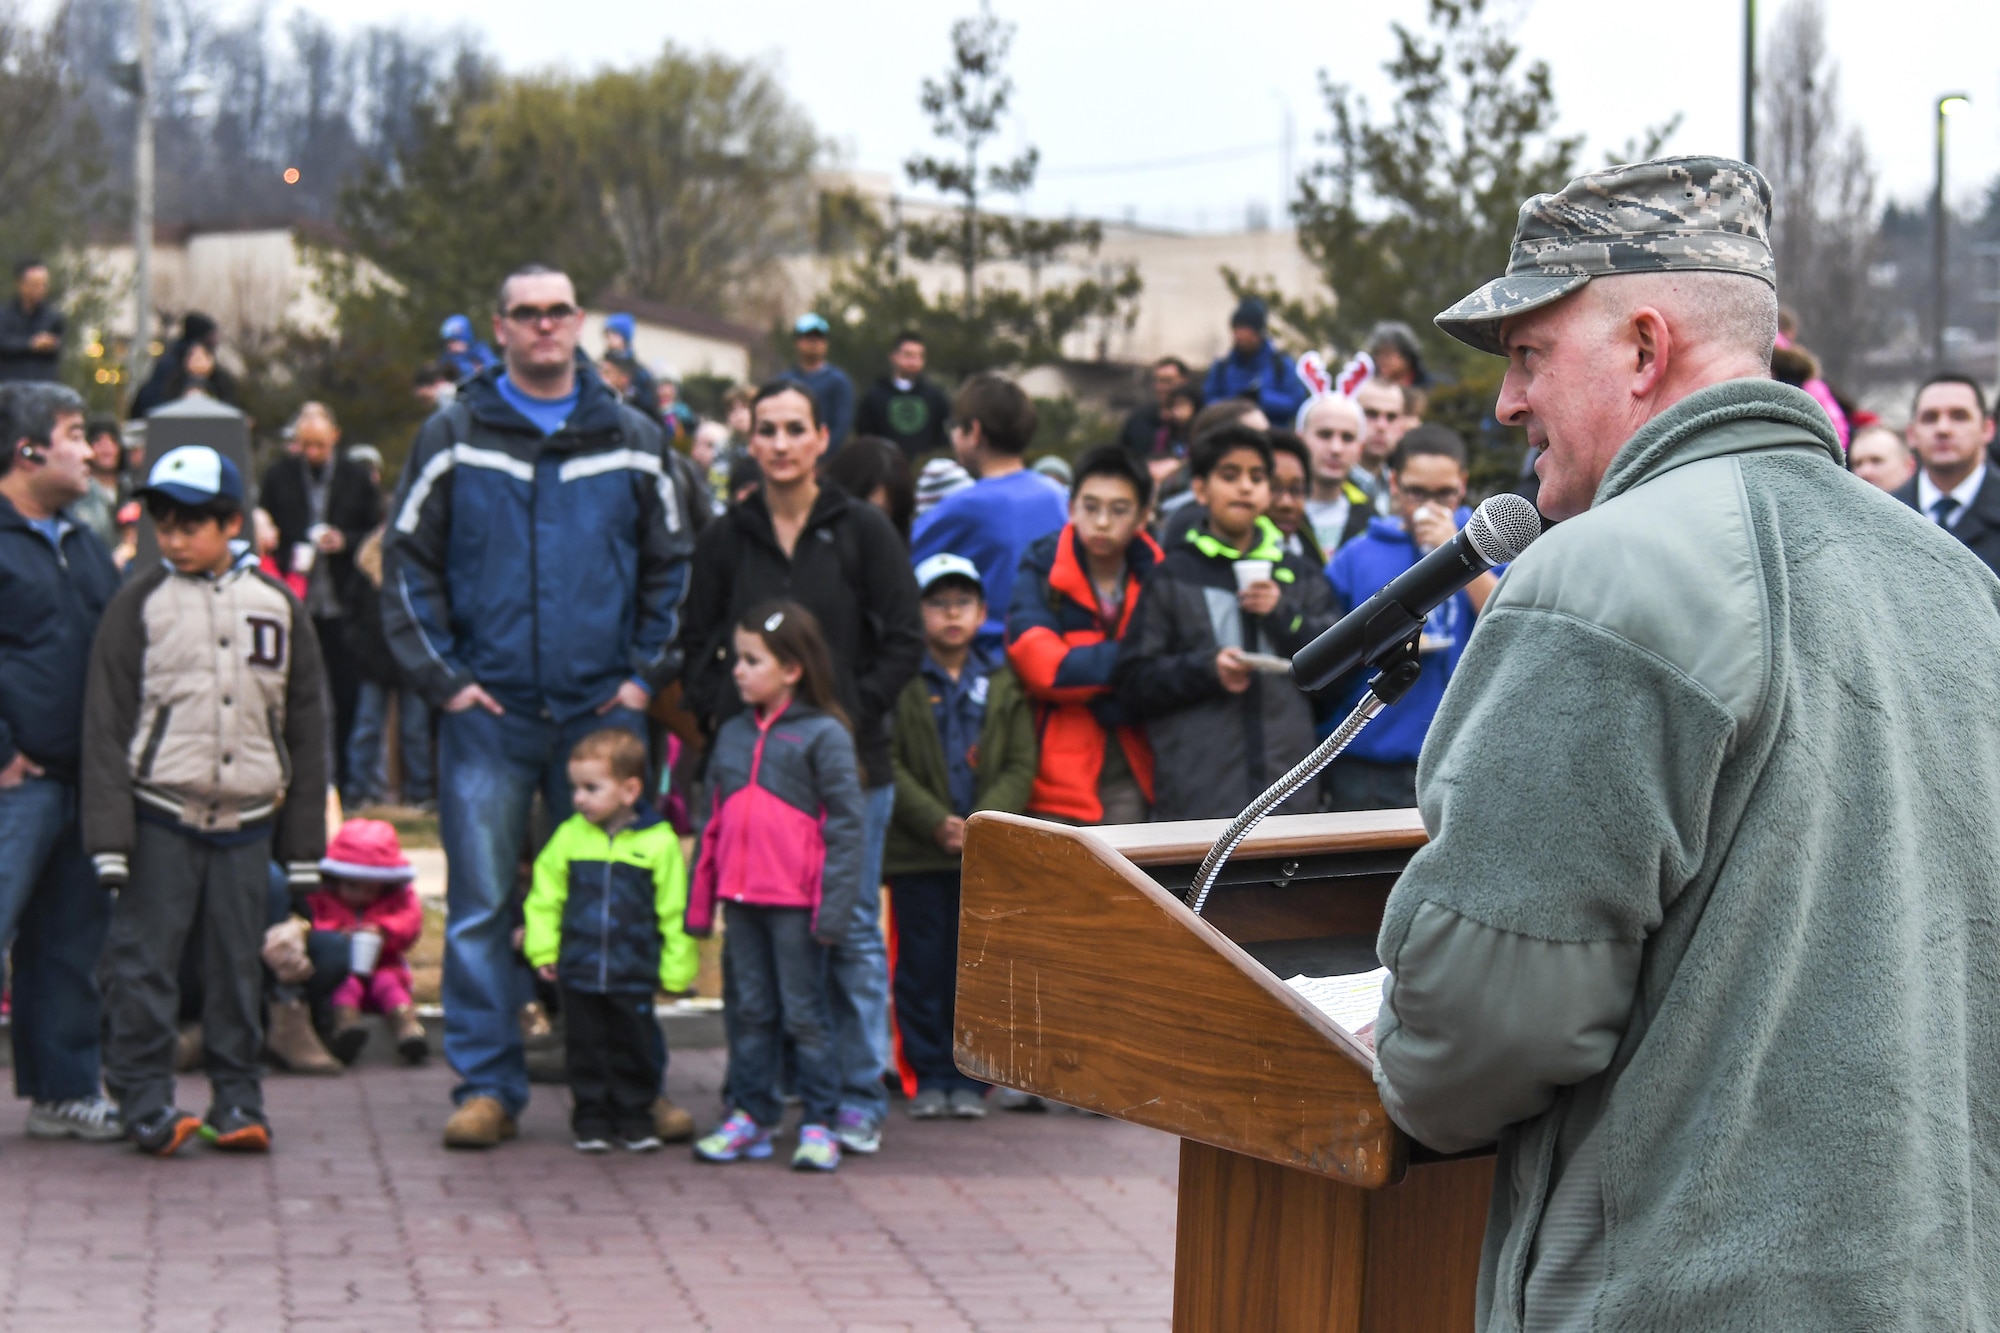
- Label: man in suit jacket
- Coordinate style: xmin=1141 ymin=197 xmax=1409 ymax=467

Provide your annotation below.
xmin=258 ymin=401 xmax=381 ymax=798
xmin=1893 ymin=373 xmax=2000 ymax=578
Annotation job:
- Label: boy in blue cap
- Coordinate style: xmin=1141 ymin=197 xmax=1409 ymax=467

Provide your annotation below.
xmin=82 ymin=445 xmax=329 ymax=1156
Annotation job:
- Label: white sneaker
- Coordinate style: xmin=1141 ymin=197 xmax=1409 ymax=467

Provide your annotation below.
xmin=27 ymin=1094 xmax=124 ymax=1142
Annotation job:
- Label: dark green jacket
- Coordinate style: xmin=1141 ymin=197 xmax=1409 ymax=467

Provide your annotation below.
xmin=885 ymin=662 xmax=1036 ymax=877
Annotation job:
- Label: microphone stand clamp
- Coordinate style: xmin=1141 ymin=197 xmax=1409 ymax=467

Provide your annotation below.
xmin=1186 ymin=634 xmax=1426 ymax=916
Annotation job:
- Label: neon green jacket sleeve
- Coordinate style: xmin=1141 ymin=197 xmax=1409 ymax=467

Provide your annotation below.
xmin=652 ymin=830 xmax=698 ymax=993
xmin=522 ymin=817 xmax=577 ymax=970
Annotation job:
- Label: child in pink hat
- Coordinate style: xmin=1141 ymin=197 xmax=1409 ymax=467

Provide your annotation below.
xmin=307 ymin=819 xmax=427 ymax=1064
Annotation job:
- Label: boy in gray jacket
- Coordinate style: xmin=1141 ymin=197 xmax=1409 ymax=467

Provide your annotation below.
xmin=83 ymin=446 xmax=327 ymax=1156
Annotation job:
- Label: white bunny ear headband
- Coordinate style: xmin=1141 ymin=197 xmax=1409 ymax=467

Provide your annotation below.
xmin=1293 ymin=349 xmax=1376 ymax=430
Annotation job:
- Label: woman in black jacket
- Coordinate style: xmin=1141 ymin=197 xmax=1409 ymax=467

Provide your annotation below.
xmin=679 ymin=380 xmax=922 ymax=1153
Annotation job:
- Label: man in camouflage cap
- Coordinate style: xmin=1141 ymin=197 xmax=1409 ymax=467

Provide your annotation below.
xmin=1370 ymin=155 xmax=2000 ymax=1330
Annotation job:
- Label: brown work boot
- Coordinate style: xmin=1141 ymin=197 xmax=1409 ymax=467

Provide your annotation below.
xmin=327 ymin=1004 xmax=369 ymax=1066
xmin=650 ymin=1097 xmax=695 ymax=1143
xmin=442 ymin=1095 xmax=517 ymax=1149
xmin=390 ymin=1005 xmax=429 ymax=1065
xmin=174 ymin=1024 xmax=204 ymax=1073
xmin=263 ymin=999 xmax=341 ymax=1076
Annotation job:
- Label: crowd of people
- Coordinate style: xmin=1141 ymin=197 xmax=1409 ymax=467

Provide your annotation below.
xmin=3 ymin=246 xmax=1998 ymax=1178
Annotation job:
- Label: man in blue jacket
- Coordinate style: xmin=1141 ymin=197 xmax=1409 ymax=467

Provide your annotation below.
xmin=1202 ymin=297 xmax=1306 ymax=423
xmin=0 ymin=382 xmax=123 ymax=1143
xmin=788 ymin=313 xmax=855 ymax=447
xmin=1324 ymin=424 xmax=1497 ymax=811
xmin=384 ymin=263 xmax=692 ymax=1150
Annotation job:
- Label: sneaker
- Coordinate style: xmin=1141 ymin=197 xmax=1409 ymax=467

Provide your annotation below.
xmin=992 ymin=1088 xmax=1048 ymax=1113
xmin=622 ymin=1134 xmax=663 ymax=1153
xmin=573 ymin=1135 xmax=613 ymax=1154
xmin=128 ymin=1107 xmax=204 ymax=1157
xmin=27 ymin=1094 xmax=123 ymax=1142
xmin=907 ymin=1088 xmax=949 ymax=1120
xmin=201 ymin=1106 xmax=272 ymax=1153
xmin=791 ymin=1123 xmax=841 ymax=1172
xmin=692 ymin=1111 xmax=773 ymax=1163
xmin=834 ymin=1107 xmax=882 ymax=1155
xmin=948 ymin=1088 xmax=989 ymax=1120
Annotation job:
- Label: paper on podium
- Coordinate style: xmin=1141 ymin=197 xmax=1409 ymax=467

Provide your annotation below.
xmin=1282 ymin=968 xmax=1388 ymax=1035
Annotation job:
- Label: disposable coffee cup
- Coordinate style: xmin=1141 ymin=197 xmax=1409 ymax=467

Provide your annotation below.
xmin=1233 ymin=559 xmax=1274 ymax=592
xmin=350 ymin=930 xmax=383 ymax=977
xmin=292 ymin=542 xmax=316 ymax=575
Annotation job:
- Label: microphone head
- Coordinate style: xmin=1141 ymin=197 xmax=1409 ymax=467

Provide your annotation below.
xmin=1464 ymin=493 xmax=1542 ymax=566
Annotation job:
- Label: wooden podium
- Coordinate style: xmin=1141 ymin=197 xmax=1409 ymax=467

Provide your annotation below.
xmin=956 ymin=810 xmax=1494 ymax=1332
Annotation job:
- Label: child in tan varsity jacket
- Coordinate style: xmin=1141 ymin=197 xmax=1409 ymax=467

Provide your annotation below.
xmin=81 ymin=445 xmax=328 ymax=1157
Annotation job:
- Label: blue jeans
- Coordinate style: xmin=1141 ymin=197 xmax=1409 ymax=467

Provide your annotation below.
xmin=346 ymin=681 xmax=434 ymax=806
xmin=0 ymin=777 xmax=111 ymax=1102
xmin=436 ymin=704 xmax=646 ymax=1117
xmin=827 ymin=783 xmax=895 ymax=1122
xmin=724 ymin=903 xmax=838 ymax=1128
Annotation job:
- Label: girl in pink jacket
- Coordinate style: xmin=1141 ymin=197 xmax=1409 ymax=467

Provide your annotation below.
xmin=690 ymin=602 xmax=865 ymax=1172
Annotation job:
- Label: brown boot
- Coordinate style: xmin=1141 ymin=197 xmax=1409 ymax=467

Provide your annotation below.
xmin=263 ymin=999 xmax=341 ymax=1076
xmin=390 ymin=1005 xmax=429 ymax=1065
xmin=442 ymin=1095 xmax=518 ymax=1149
xmin=650 ymin=1097 xmax=695 ymax=1143
xmin=174 ymin=1023 xmax=204 ymax=1073
xmin=328 ymin=1004 xmax=370 ymax=1066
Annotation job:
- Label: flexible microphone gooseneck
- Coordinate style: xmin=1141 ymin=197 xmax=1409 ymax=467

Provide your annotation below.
xmin=1187 ymin=494 xmax=1544 ymax=916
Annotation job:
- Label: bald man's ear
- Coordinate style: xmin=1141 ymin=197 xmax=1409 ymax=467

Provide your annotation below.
xmin=1630 ymin=306 xmax=1671 ymax=398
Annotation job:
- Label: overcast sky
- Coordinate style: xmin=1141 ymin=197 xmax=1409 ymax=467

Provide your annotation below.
xmin=275 ymin=0 xmax=1998 ymax=232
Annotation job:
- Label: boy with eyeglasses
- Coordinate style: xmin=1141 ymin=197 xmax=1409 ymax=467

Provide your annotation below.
xmin=1324 ymin=425 xmax=1500 ymax=812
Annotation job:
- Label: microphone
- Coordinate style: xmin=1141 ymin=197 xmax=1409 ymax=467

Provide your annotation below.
xmin=1290 ymin=493 xmax=1542 ymax=692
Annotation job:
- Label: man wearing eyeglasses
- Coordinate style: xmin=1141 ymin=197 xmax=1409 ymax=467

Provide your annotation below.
xmin=1323 ymin=424 xmax=1496 ymax=812
xmin=1353 ymin=378 xmax=1416 ymax=512
xmin=382 ymin=263 xmax=693 ymax=1151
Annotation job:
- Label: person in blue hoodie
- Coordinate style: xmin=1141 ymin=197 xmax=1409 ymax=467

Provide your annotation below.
xmin=1323 ymin=425 xmax=1498 ymax=811
xmin=1202 ymin=297 xmax=1307 ymax=423
xmin=383 ymin=264 xmax=692 ymax=1150
xmin=910 ymin=374 xmax=1068 ymax=652
xmin=601 ymin=312 xmax=662 ymax=424
xmin=788 ymin=313 xmax=855 ymax=446
xmin=438 ymin=313 xmax=499 ymax=383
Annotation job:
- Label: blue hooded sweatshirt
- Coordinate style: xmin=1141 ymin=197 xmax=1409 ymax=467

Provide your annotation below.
xmin=1202 ymin=337 xmax=1307 ymax=422
xmin=1325 ymin=510 xmax=1488 ymax=763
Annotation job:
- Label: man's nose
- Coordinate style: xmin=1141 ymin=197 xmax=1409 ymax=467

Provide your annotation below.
xmin=1495 ymin=368 xmax=1529 ymax=427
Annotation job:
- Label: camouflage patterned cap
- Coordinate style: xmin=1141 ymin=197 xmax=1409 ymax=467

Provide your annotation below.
xmin=1435 ymin=155 xmax=1776 ymax=356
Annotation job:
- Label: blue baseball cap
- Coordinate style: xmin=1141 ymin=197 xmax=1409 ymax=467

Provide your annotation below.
xmin=138 ymin=445 xmax=243 ymax=506
xmin=792 ymin=312 xmax=831 ymax=337
xmin=439 ymin=313 xmax=474 ymax=343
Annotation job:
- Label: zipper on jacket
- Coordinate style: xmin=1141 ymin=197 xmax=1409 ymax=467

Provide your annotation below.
xmin=136 ymin=705 xmax=173 ymax=780
xmin=599 ymin=843 xmax=613 ymax=992
xmin=726 ymin=702 xmax=784 ymax=903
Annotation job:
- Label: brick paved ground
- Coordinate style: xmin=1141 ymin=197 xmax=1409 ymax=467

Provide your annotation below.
xmin=0 ymin=1051 xmax=1179 ymax=1332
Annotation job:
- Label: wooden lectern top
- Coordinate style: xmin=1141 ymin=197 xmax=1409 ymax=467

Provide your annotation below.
xmin=956 ymin=810 xmax=1428 ymax=1190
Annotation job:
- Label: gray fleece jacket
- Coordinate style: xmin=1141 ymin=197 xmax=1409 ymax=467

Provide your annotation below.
xmin=1372 ymin=378 xmax=2000 ymax=1332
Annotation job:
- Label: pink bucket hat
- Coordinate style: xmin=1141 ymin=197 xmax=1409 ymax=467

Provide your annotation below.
xmin=319 ymin=819 xmax=415 ymax=883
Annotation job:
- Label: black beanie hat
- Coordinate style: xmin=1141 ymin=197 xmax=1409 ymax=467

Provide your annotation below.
xmin=1230 ymin=297 xmax=1268 ymax=333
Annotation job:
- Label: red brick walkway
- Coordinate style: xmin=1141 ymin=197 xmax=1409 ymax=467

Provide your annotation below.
xmin=0 ymin=1050 xmax=1178 ymax=1331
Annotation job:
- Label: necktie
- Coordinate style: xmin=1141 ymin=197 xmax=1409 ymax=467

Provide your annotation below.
xmin=1932 ymin=495 xmax=1961 ymax=527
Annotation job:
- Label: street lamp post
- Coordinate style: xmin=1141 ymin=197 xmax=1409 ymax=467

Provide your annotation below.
xmin=130 ymin=0 xmax=154 ymax=394
xmin=1935 ymin=93 xmax=1971 ymax=368
xmin=1742 ymin=0 xmax=1756 ymax=165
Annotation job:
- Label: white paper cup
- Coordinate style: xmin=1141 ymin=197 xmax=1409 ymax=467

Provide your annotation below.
xmin=292 ymin=541 xmax=316 ymax=575
xmin=1232 ymin=559 xmax=1274 ymax=592
xmin=349 ymin=931 xmax=383 ymax=977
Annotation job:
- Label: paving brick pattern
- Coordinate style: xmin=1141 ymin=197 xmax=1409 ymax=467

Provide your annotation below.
xmin=0 ymin=1051 xmax=1179 ymax=1331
